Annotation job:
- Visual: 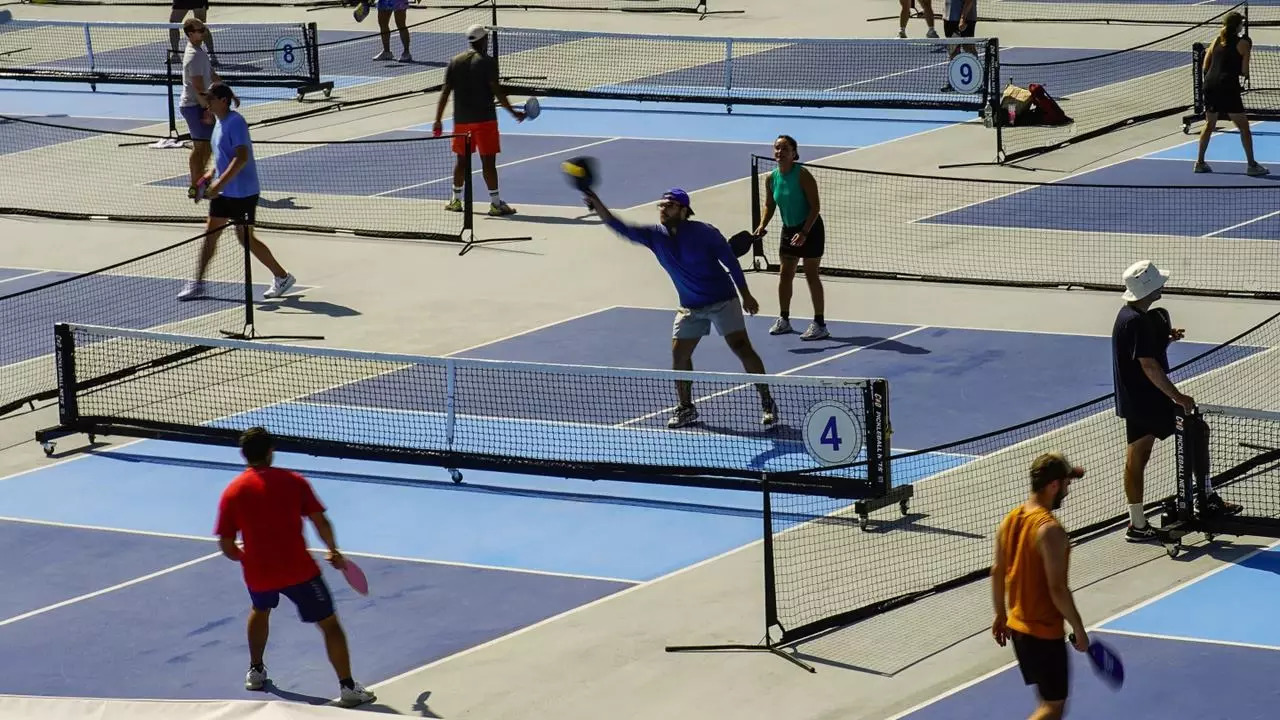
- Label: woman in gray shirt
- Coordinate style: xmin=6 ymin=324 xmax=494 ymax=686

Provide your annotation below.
xmin=179 ymin=18 xmax=220 ymax=200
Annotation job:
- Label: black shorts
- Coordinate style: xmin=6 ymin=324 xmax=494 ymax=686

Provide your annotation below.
xmin=248 ymin=574 xmax=335 ymax=623
xmin=209 ymin=194 xmax=259 ymax=226
xmin=172 ymin=0 xmax=208 ymax=10
xmin=1202 ymin=83 xmax=1245 ymax=115
xmin=779 ymin=215 xmax=825 ymax=260
xmin=1011 ymin=630 xmax=1069 ymax=702
xmin=1125 ymin=409 xmax=1177 ymax=445
xmin=944 ymin=20 xmax=976 ymax=37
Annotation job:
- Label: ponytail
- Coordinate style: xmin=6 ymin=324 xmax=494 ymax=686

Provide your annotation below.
xmin=1217 ymin=11 xmax=1245 ymax=48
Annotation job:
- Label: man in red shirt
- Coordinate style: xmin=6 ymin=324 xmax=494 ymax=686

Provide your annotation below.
xmin=214 ymin=426 xmax=375 ymax=707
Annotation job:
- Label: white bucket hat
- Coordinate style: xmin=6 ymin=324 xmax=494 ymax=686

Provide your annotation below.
xmin=1122 ymin=260 xmax=1169 ymax=302
xmin=466 ymin=24 xmax=488 ymax=42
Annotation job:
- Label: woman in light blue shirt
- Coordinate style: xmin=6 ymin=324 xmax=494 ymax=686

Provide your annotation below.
xmin=179 ymin=83 xmax=296 ymax=302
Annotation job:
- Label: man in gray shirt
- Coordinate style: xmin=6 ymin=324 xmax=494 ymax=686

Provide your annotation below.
xmin=432 ymin=25 xmax=525 ymax=217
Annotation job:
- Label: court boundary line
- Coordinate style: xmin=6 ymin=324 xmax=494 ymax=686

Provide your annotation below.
xmin=0 ymin=515 xmax=639 ymax=585
xmin=620 ymin=112 xmax=974 ymax=212
xmin=1095 ymin=627 xmax=1280 ymax=654
xmin=372 ymin=137 xmax=619 ymax=198
xmin=0 ymin=551 xmax=222 ymax=629
xmin=0 ymin=270 xmax=50 ymax=286
xmin=883 ymin=535 xmax=1280 ymax=719
xmin=613 ymin=303 xmax=1261 ymax=346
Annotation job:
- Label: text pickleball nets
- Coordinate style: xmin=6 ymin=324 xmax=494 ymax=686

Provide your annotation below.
xmin=561 ymin=156 xmax=598 ymax=193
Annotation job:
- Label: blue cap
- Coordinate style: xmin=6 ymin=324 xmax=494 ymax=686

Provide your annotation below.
xmin=661 ymin=188 xmax=694 ymax=215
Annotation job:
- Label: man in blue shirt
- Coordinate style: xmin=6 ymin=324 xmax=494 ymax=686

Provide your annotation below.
xmin=179 ymin=82 xmax=295 ymax=302
xmin=585 ymin=188 xmax=777 ymax=429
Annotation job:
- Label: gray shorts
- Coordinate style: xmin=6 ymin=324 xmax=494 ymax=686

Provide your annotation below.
xmin=673 ymin=298 xmax=746 ymax=340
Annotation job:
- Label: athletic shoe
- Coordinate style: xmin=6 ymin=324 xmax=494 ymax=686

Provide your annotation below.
xmin=1193 ymin=161 xmax=1212 ymax=173
xmin=245 ymin=665 xmax=268 ymax=691
xmin=372 ymin=49 xmax=393 ymax=61
xmin=761 ymin=398 xmax=778 ymax=426
xmin=769 ymin=317 xmax=793 ymax=335
xmin=488 ymin=201 xmax=517 ymax=216
xmin=445 ymin=198 xmax=463 ymax=212
xmin=177 ymin=281 xmax=205 ymax=301
xmin=800 ymin=321 xmax=829 ymax=341
xmin=339 ymin=681 xmax=376 ymax=708
xmin=1125 ymin=524 xmax=1158 ymax=543
xmin=668 ymin=403 xmax=698 ymax=429
xmin=1205 ymin=493 xmax=1244 ymax=516
xmin=264 ymin=273 xmax=296 ymax=299
xmin=398 ymin=51 xmax=413 ymax=63
xmin=1248 ymin=163 xmax=1270 ymax=177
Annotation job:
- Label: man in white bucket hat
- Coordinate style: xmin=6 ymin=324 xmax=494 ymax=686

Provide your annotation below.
xmin=1111 ymin=260 xmax=1240 ymax=543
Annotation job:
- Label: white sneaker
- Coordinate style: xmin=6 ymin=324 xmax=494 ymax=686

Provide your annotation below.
xmin=264 ymin=273 xmax=295 ymax=299
xmin=769 ymin=317 xmax=793 ymax=335
xmin=339 ymin=681 xmax=376 ymax=708
xmin=372 ymin=49 xmax=393 ymax=60
xmin=177 ymin=280 xmax=204 ymax=301
xmin=245 ymin=665 xmax=268 ymax=691
xmin=800 ymin=321 xmax=830 ymax=341
xmin=398 ymin=51 xmax=412 ymax=62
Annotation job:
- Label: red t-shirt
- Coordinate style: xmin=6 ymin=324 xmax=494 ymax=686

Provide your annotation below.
xmin=214 ymin=466 xmax=324 ymax=592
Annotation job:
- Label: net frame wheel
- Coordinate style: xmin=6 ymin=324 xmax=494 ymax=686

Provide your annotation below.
xmin=42 ymin=442 xmax=55 ymax=457
xmin=899 ymin=499 xmax=909 ymax=516
xmin=858 ymin=514 xmax=870 ymax=531
xmin=1204 ymin=533 xmax=1216 ymax=543
xmin=1165 ymin=540 xmax=1181 ymax=558
xmin=448 ymin=468 xmax=463 ymax=484
xmin=323 ymin=88 xmax=332 ymax=98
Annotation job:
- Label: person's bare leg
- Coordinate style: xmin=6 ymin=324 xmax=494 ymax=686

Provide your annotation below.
xmin=1197 ymin=112 xmax=1219 ymax=165
xmin=1230 ymin=113 xmax=1260 ymax=165
xmin=247 ymin=607 xmax=270 ymax=668
xmin=194 ymin=217 xmax=226 ymax=282
xmin=240 ymin=225 xmax=287 ymax=279
xmin=316 ymin=615 xmax=352 ymax=681
xmin=395 ymin=9 xmax=410 ymax=55
xmin=672 ymin=337 xmax=700 ymax=407
xmin=802 ymin=257 xmax=825 ymax=318
xmin=777 ymin=255 xmax=797 ymax=318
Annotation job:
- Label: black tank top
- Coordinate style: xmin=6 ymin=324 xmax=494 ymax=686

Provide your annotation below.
xmin=1206 ymin=36 xmax=1244 ymax=87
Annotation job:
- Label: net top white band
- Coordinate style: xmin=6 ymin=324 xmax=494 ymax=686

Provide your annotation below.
xmin=2 ymin=19 xmax=310 ymax=31
xmin=1198 ymin=404 xmax=1280 ymax=424
xmin=486 ymin=25 xmax=997 ymax=48
xmin=63 ymin=323 xmax=879 ymax=389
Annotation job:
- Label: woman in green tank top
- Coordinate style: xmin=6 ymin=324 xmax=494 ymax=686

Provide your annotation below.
xmin=752 ymin=134 xmax=828 ymax=341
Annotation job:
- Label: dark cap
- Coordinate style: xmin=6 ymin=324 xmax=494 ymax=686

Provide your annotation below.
xmin=1030 ymin=452 xmax=1084 ymax=490
xmin=661 ymin=188 xmax=694 ymax=216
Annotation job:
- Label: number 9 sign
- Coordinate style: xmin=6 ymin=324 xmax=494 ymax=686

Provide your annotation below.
xmin=947 ymin=52 xmax=984 ymax=94
xmin=803 ymin=401 xmax=864 ymax=467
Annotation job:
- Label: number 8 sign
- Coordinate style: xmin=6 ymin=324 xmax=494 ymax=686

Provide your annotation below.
xmin=803 ymin=401 xmax=864 ymax=466
xmin=274 ymin=36 xmax=305 ymax=74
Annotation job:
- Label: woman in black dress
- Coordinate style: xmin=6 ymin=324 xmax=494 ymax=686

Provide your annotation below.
xmin=1195 ymin=11 xmax=1269 ymax=176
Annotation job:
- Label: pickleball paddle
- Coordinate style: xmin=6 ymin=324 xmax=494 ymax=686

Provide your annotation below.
xmin=524 ymin=96 xmax=541 ymax=120
xmin=1069 ymin=633 xmax=1124 ymax=689
xmin=341 ymin=558 xmax=369 ymax=596
xmin=728 ymin=230 xmax=756 ymax=258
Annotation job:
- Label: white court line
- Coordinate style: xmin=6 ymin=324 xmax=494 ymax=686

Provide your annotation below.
xmin=1095 ymin=627 xmax=1280 ymax=654
xmin=616 ymin=324 xmax=931 ymax=428
xmin=371 ymin=137 xmax=619 ymax=198
xmin=884 ymin=536 xmax=1280 ymax=720
xmin=1203 ymin=209 xmax=1280 ymax=238
xmin=0 ymin=270 xmax=49 ymax=286
xmin=0 ymin=551 xmax=222 ymax=629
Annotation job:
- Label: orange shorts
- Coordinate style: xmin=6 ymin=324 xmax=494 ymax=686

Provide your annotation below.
xmin=452 ymin=120 xmax=500 ymax=156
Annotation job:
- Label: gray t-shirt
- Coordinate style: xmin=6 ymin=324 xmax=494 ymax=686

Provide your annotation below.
xmin=181 ymin=45 xmax=213 ymax=108
xmin=945 ymin=0 xmax=977 ymax=22
xmin=445 ymin=49 xmax=498 ymax=124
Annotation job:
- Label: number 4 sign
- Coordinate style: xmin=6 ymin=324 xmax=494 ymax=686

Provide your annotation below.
xmin=803 ymin=401 xmax=864 ymax=466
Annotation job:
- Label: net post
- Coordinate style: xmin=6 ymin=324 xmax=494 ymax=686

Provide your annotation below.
xmin=986 ymin=38 xmax=1003 ymax=162
xmin=1183 ymin=42 xmax=1207 ymax=133
xmin=306 ymin=22 xmax=322 ymax=86
xmin=749 ymin=155 xmax=766 ymax=272
xmin=54 ymin=323 xmax=78 ymax=428
xmin=457 ymin=133 xmax=533 ymax=256
xmin=166 ymin=52 xmax=178 ymax=138
xmin=663 ymin=471 xmax=816 ymax=673
xmin=722 ymin=38 xmax=733 ymax=113
xmin=222 ymin=221 xmax=325 ymax=342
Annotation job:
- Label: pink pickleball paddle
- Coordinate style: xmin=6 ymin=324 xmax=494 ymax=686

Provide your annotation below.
xmin=341 ymin=558 xmax=369 ymax=596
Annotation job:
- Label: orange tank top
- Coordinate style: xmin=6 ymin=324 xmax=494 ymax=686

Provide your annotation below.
xmin=1000 ymin=504 xmax=1066 ymax=640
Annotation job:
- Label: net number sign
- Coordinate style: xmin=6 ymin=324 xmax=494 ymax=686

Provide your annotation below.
xmin=803 ymin=401 xmax=864 ymax=466
xmin=948 ymin=52 xmax=984 ymax=94
xmin=274 ymin=36 xmax=306 ymax=74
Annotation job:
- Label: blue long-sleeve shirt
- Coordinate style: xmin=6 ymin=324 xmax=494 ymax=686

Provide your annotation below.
xmin=603 ymin=216 xmax=747 ymax=309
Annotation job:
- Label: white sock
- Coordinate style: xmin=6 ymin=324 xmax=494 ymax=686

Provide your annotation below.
xmin=1129 ymin=503 xmax=1147 ymax=528
xmin=452 ymin=186 xmax=462 ymax=201
xmin=489 ymin=189 xmax=501 ymax=205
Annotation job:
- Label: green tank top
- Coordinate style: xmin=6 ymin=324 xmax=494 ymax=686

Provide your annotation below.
xmin=771 ymin=164 xmax=809 ymax=228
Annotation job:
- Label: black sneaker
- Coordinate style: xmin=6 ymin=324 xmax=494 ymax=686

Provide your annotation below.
xmin=761 ymin=398 xmax=779 ymax=427
xmin=667 ymin=403 xmax=698 ymax=429
xmin=1204 ymin=493 xmax=1244 ymax=517
xmin=1126 ymin=524 xmax=1159 ymax=543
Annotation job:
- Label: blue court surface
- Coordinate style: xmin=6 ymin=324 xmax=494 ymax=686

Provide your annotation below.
xmin=0 ymin=305 xmax=1259 ymax=703
xmin=0 ymin=265 xmax=287 ymax=366
xmin=898 ymin=540 xmax=1280 ymax=719
xmin=921 ymin=120 xmax=1280 ymax=240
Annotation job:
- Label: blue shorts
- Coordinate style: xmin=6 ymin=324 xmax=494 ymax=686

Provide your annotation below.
xmin=249 ymin=574 xmax=335 ymax=623
xmin=377 ymin=0 xmax=409 ymax=10
xmin=180 ymin=104 xmax=214 ymax=142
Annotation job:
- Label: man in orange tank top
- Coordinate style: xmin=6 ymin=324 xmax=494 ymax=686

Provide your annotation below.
xmin=991 ymin=453 xmax=1090 ymax=719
